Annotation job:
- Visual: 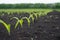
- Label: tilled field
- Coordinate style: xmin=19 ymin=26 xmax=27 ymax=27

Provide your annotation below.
xmin=0 ymin=11 xmax=60 ymax=40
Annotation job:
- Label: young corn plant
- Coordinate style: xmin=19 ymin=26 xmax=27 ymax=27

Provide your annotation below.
xmin=11 ymin=17 xmax=23 ymax=29
xmin=40 ymin=11 xmax=47 ymax=16
xmin=37 ymin=12 xmax=46 ymax=17
xmin=33 ymin=13 xmax=38 ymax=19
xmin=37 ymin=13 xmax=42 ymax=17
xmin=21 ymin=17 xmax=30 ymax=26
xmin=0 ymin=20 xmax=10 ymax=35
xmin=29 ymin=14 xmax=35 ymax=23
xmin=19 ymin=19 xmax=24 ymax=27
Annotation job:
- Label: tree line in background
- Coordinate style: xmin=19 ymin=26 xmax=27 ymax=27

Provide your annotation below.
xmin=0 ymin=3 xmax=60 ymax=9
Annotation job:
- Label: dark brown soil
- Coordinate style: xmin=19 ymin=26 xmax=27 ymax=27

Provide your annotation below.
xmin=0 ymin=10 xmax=60 ymax=40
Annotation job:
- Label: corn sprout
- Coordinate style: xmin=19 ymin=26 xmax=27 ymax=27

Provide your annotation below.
xmin=29 ymin=14 xmax=35 ymax=23
xmin=11 ymin=17 xmax=23 ymax=28
xmin=0 ymin=20 xmax=10 ymax=35
xmin=22 ymin=17 xmax=30 ymax=26
xmin=33 ymin=13 xmax=38 ymax=19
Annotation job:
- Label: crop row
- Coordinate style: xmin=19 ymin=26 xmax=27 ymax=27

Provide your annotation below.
xmin=0 ymin=12 xmax=48 ymax=35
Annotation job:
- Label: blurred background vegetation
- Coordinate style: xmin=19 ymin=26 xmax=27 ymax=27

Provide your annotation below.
xmin=0 ymin=3 xmax=60 ymax=9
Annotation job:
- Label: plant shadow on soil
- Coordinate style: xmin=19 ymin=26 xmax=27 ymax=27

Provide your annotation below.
xmin=0 ymin=10 xmax=60 ymax=40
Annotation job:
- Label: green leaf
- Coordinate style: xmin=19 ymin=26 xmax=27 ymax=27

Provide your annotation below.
xmin=0 ymin=20 xmax=10 ymax=35
xmin=29 ymin=14 xmax=34 ymax=23
xmin=19 ymin=19 xmax=23 ymax=27
xmin=33 ymin=13 xmax=38 ymax=19
xmin=11 ymin=17 xmax=24 ymax=28
xmin=15 ymin=21 xmax=19 ymax=28
xmin=10 ymin=17 xmax=19 ymax=20
xmin=22 ymin=17 xmax=30 ymax=26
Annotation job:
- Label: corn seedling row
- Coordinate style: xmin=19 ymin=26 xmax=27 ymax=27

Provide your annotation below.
xmin=0 ymin=12 xmax=48 ymax=35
